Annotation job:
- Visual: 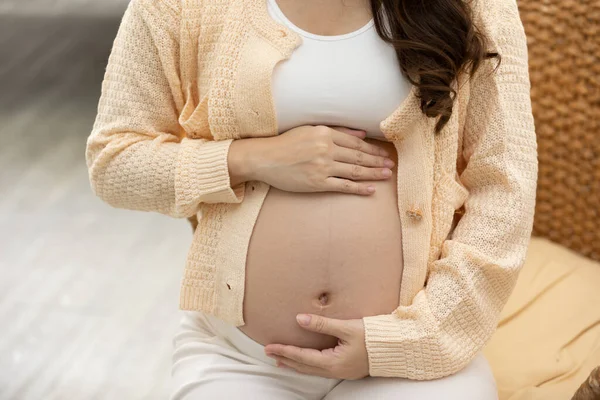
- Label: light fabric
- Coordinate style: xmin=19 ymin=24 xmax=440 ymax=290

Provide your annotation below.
xmin=483 ymin=236 xmax=600 ymax=400
xmin=171 ymin=310 xmax=499 ymax=399
xmin=267 ymin=0 xmax=412 ymax=140
xmin=86 ymin=0 xmax=538 ymax=379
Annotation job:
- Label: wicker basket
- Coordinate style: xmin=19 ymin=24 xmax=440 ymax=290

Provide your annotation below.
xmin=519 ymin=0 xmax=600 ymax=261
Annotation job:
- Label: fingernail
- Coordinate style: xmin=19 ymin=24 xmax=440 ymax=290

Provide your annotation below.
xmin=367 ymin=186 xmax=375 ymax=193
xmin=296 ymin=314 xmax=311 ymax=326
xmin=382 ymin=169 xmax=392 ymax=177
xmin=384 ymin=159 xmax=395 ymax=168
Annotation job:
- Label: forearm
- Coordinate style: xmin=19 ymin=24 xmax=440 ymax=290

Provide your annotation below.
xmin=87 ymin=136 xmax=246 ymax=217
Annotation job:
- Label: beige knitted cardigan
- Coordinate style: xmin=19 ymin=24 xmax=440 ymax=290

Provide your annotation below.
xmin=86 ymin=0 xmax=538 ymax=380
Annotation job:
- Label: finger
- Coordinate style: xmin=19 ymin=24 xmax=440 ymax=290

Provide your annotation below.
xmin=271 ymin=355 xmax=333 ymax=378
xmin=329 ymin=126 xmax=366 ymax=138
xmin=266 ymin=344 xmax=331 ymax=369
xmin=323 ymin=177 xmax=376 ymax=195
xmin=330 ymin=161 xmax=393 ymax=182
xmin=331 ymin=129 xmax=389 ymax=157
xmin=333 ymin=145 xmax=395 ymax=169
xmin=296 ymin=314 xmax=353 ymax=340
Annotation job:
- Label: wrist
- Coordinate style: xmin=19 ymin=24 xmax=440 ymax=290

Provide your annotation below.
xmin=228 ymin=138 xmax=262 ymax=186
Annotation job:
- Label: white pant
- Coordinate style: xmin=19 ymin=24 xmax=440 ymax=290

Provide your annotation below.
xmin=170 ymin=311 xmax=498 ymax=400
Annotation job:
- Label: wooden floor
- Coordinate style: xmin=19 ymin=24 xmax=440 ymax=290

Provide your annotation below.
xmin=0 ymin=5 xmax=192 ymax=399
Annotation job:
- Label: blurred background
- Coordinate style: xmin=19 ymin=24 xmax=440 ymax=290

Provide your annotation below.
xmin=0 ymin=1 xmax=191 ymax=399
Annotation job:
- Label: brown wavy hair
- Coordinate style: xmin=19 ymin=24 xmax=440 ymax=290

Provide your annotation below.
xmin=370 ymin=0 xmax=501 ymax=134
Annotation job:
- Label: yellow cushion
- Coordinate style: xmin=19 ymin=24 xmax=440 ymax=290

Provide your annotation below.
xmin=484 ymin=236 xmax=600 ymax=400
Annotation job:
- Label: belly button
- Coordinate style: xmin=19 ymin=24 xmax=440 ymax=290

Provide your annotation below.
xmin=319 ymin=293 xmax=329 ymax=305
xmin=314 ymin=292 xmax=331 ymax=309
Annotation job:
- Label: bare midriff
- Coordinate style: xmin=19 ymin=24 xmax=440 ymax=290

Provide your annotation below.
xmin=239 ymin=138 xmax=403 ymax=350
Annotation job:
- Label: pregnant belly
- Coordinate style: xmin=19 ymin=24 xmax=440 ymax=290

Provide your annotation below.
xmin=239 ymin=138 xmax=404 ymax=350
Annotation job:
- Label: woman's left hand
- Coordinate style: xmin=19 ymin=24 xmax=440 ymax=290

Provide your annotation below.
xmin=264 ymin=314 xmax=370 ymax=380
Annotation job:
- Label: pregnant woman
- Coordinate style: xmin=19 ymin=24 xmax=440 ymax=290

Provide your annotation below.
xmin=85 ymin=0 xmax=538 ymax=398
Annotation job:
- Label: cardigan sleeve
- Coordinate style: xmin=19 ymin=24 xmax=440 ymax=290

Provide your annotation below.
xmin=85 ymin=0 xmax=245 ymax=219
xmin=362 ymin=0 xmax=538 ymax=379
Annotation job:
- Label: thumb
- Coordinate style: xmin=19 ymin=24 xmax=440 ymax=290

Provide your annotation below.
xmin=296 ymin=314 xmax=351 ymax=340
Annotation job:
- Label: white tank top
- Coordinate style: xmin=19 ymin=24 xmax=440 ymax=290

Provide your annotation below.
xmin=267 ymin=0 xmax=412 ymax=142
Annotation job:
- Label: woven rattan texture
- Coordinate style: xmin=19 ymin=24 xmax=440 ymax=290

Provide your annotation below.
xmin=517 ymin=0 xmax=600 ymax=261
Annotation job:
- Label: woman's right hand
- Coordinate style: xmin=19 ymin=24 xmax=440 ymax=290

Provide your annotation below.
xmin=234 ymin=125 xmax=396 ymax=195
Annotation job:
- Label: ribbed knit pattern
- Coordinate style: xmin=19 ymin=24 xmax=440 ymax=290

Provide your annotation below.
xmin=86 ymin=0 xmax=538 ymax=380
xmin=86 ymin=0 xmax=245 ymax=218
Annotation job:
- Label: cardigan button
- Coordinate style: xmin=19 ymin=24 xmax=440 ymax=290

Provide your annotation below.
xmin=389 ymin=133 xmax=404 ymax=142
xmin=406 ymin=208 xmax=423 ymax=221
